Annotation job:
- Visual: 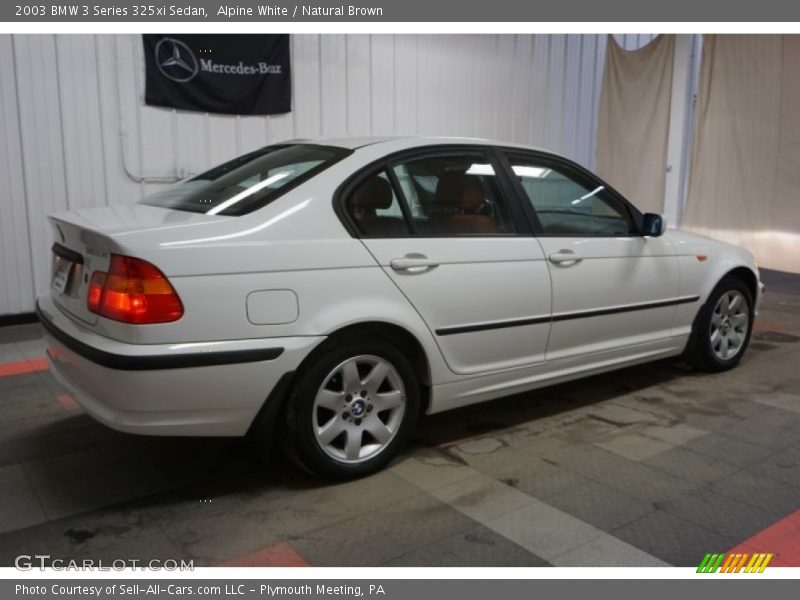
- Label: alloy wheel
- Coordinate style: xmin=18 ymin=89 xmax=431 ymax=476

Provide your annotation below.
xmin=709 ymin=290 xmax=749 ymax=361
xmin=312 ymin=355 xmax=406 ymax=464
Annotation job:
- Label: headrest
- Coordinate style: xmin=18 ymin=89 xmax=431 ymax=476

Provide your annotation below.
xmin=350 ymin=176 xmax=393 ymax=210
xmin=434 ymin=173 xmax=484 ymax=208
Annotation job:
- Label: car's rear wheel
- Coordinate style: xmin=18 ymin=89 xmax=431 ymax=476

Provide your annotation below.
xmin=283 ymin=336 xmax=420 ymax=479
xmin=685 ymin=277 xmax=754 ymax=372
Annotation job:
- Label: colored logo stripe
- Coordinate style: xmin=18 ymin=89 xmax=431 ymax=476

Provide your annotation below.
xmin=698 ymin=552 xmax=773 ymax=573
xmin=697 ymin=553 xmax=724 ymax=573
xmin=746 ymin=553 xmax=773 ymax=573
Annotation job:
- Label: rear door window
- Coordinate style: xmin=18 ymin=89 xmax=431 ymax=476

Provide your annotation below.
xmin=390 ymin=152 xmax=517 ymax=236
xmin=344 ymin=171 xmax=410 ymax=237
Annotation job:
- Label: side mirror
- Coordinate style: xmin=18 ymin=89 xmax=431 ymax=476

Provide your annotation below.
xmin=642 ymin=213 xmax=666 ymax=237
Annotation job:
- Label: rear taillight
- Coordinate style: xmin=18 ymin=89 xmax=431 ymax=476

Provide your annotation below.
xmin=87 ymin=255 xmax=183 ymax=324
xmin=87 ymin=271 xmax=106 ymax=313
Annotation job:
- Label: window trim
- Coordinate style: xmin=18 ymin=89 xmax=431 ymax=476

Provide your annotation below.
xmin=385 ymin=166 xmax=418 ymax=235
xmin=333 ymin=144 xmax=535 ymax=239
xmin=497 ymin=148 xmax=645 ymax=238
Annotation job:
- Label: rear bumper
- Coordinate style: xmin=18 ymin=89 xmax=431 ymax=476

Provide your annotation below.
xmin=37 ymin=295 xmax=323 ymax=436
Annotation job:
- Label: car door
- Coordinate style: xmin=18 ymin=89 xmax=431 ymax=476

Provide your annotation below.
xmin=339 ymin=147 xmax=552 ymax=376
xmin=500 ymin=151 xmax=682 ymax=362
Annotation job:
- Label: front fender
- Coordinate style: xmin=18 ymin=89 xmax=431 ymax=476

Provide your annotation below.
xmin=665 ymin=229 xmax=761 ymax=335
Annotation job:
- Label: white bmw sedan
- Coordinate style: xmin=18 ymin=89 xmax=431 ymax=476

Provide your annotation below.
xmin=38 ymin=137 xmax=763 ymax=478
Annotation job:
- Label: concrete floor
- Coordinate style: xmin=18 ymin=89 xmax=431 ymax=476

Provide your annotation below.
xmin=1 ymin=269 xmax=799 ymax=568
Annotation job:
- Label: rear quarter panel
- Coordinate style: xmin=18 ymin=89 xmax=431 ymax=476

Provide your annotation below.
xmin=100 ymin=158 xmax=455 ymax=386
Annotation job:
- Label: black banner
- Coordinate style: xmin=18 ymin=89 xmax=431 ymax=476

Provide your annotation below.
xmin=4 ymin=579 xmax=799 ymax=599
xmin=143 ymin=34 xmax=291 ymax=115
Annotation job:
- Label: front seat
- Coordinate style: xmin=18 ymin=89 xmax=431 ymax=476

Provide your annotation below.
xmin=432 ymin=173 xmax=498 ymax=234
xmin=347 ymin=176 xmax=407 ymax=236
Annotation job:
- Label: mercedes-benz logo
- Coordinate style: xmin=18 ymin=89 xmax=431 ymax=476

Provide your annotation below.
xmin=154 ymin=37 xmax=199 ymax=83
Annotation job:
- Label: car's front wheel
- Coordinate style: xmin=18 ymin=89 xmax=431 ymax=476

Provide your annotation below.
xmin=283 ymin=336 xmax=420 ymax=479
xmin=685 ymin=276 xmax=754 ymax=372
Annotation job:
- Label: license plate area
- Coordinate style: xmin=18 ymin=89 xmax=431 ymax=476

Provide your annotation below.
xmin=51 ymin=256 xmax=74 ymax=295
xmin=49 ymin=240 xmax=97 ymax=325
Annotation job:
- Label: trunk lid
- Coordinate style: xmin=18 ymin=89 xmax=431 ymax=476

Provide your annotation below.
xmin=46 ymin=204 xmax=223 ymax=326
xmin=48 ymin=216 xmax=110 ymax=325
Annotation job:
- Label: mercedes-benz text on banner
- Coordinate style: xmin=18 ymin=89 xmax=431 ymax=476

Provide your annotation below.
xmin=143 ymin=34 xmax=291 ymax=115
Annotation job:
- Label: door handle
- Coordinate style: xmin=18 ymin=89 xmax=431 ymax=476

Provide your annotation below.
xmin=548 ymin=251 xmax=583 ymax=266
xmin=390 ymin=256 xmax=439 ymax=273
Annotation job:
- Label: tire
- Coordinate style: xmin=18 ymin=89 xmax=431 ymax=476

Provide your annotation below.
xmin=282 ymin=335 xmax=420 ymax=479
xmin=684 ymin=276 xmax=754 ymax=372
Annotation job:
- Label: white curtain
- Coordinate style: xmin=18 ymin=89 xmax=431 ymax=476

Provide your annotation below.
xmin=683 ymin=35 xmax=800 ymax=274
xmin=596 ymin=35 xmax=674 ymax=214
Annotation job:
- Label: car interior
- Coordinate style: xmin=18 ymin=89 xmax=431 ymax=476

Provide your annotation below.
xmin=514 ymin=166 xmax=634 ymax=236
xmin=347 ymin=175 xmax=410 ymax=236
xmin=347 ymin=156 xmax=517 ymax=236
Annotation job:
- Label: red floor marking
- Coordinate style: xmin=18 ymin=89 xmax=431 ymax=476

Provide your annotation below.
xmin=0 ymin=358 xmax=48 ymax=377
xmin=729 ymin=509 xmax=800 ymax=567
xmin=56 ymin=394 xmax=80 ymax=412
xmin=218 ymin=543 xmax=310 ymax=567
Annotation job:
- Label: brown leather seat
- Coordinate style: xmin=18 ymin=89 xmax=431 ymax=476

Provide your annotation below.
xmin=347 ymin=176 xmax=407 ymax=236
xmin=432 ymin=173 xmax=498 ymax=234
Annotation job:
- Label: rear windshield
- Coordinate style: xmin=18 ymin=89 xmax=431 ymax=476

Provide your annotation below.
xmin=139 ymin=144 xmax=350 ymax=216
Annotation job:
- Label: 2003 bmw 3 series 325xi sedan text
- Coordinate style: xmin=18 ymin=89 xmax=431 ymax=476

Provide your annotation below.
xmin=38 ymin=137 xmax=764 ymax=478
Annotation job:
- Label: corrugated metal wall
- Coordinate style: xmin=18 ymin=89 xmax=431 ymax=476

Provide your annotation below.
xmin=0 ymin=33 xmax=655 ymax=317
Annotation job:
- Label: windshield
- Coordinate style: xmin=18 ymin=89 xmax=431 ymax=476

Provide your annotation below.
xmin=140 ymin=144 xmax=350 ymax=216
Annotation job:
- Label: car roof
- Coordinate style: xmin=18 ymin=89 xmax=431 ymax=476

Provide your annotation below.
xmin=290 ymin=136 xmax=398 ymax=149
xmin=285 ymin=136 xmax=552 ymax=154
